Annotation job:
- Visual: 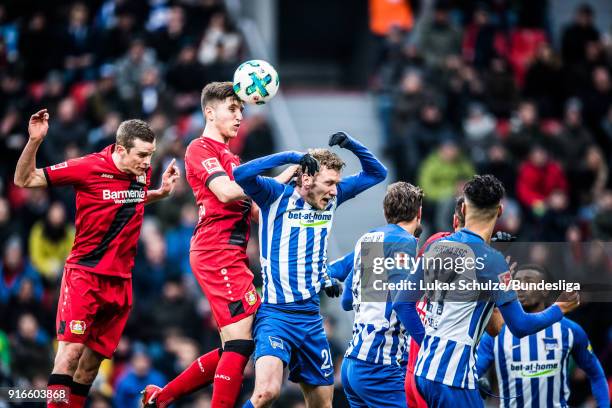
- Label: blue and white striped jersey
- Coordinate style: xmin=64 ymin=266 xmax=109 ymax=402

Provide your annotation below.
xmin=344 ymin=224 xmax=418 ymax=366
xmin=234 ymin=139 xmax=387 ymax=310
xmin=476 ymin=318 xmax=609 ymax=408
xmin=413 ymin=228 xmax=517 ymax=389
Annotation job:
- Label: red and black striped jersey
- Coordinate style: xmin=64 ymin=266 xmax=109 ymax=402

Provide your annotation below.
xmin=43 ymin=144 xmax=151 ymax=278
xmin=185 ymin=136 xmax=251 ymax=252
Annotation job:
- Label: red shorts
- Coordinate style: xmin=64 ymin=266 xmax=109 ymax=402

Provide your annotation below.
xmin=406 ymin=339 xmax=428 ymax=408
xmin=191 ymin=248 xmax=260 ymax=328
xmin=56 ymin=267 xmax=132 ymax=358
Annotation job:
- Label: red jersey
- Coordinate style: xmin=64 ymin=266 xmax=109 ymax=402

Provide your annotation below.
xmin=43 ymin=145 xmax=151 ymax=278
xmin=185 ymin=136 xmax=251 ymax=251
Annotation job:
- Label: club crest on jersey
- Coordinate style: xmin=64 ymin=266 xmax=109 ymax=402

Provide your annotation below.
xmin=269 ymin=336 xmax=283 ymax=350
xmin=50 ymin=162 xmax=68 ymax=170
xmin=543 ymin=337 xmax=559 ymax=350
xmin=202 ymin=158 xmax=223 ymax=174
xmin=245 ymin=289 xmax=258 ymax=306
xmin=498 ymin=271 xmax=512 ymax=290
xmin=69 ymin=320 xmax=86 ymax=335
xmin=137 ymin=175 xmax=146 ymax=184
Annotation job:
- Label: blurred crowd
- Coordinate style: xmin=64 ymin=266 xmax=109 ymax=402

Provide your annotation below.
xmin=0 ymin=0 xmax=281 ymax=407
xmin=372 ymin=0 xmax=612 ymax=404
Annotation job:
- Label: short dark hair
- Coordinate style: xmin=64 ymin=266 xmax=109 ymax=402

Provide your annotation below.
xmin=295 ymin=149 xmax=345 ymax=187
xmin=516 ymin=264 xmax=551 ymax=282
xmin=454 ymin=196 xmax=465 ymax=227
xmin=384 ymin=182 xmax=423 ymax=224
xmin=463 ymin=174 xmax=504 ymax=208
xmin=116 ymin=119 xmax=155 ymax=150
xmin=201 ymin=81 xmax=241 ymax=110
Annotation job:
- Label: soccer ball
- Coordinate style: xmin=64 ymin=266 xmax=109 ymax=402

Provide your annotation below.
xmin=233 ymin=60 xmax=279 ymax=105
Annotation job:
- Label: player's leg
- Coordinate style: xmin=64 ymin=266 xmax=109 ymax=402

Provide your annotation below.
xmin=245 ymin=355 xmax=285 ymax=407
xmin=341 ymin=357 xmax=405 ymax=408
xmin=70 ymin=347 xmax=105 ymax=408
xmin=288 ymin=316 xmax=334 ymax=407
xmin=48 ymin=341 xmax=86 ymax=407
xmin=48 ymin=268 xmax=96 ymax=408
xmin=212 ymin=315 xmax=256 ymax=408
xmin=300 ymin=383 xmax=334 ymax=408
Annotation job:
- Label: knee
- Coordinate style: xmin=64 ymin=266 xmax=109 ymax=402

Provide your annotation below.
xmin=253 ymin=385 xmax=281 ymax=406
xmin=73 ymin=367 xmax=98 ymax=385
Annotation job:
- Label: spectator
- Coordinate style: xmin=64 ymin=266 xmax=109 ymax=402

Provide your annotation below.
xmin=581 ymin=66 xmax=612 ymax=138
xmin=418 ymin=1 xmax=462 ymax=71
xmin=115 ymin=38 xmax=159 ymax=100
xmin=128 ymin=66 xmax=171 ymax=119
xmin=88 ymin=111 xmax=122 ymax=152
xmin=483 ymin=57 xmax=517 ymax=118
xmin=85 ymin=64 xmax=125 ymax=127
xmin=538 ymin=190 xmax=573 ymax=241
xmin=0 ymin=198 xmax=20 ymax=253
xmin=9 ymin=313 xmax=51 ymax=382
xmin=28 ymin=201 xmax=74 ymax=286
xmin=19 ymin=12 xmax=58 ymax=81
xmin=505 ymin=100 xmax=556 ymax=161
xmin=462 ymin=102 xmax=496 ymax=164
xmin=462 ymin=4 xmax=497 ymax=70
xmin=561 ymin=4 xmax=600 ymax=66
xmin=592 ymin=190 xmax=612 ymax=239
xmin=516 ymin=145 xmax=568 ymax=214
xmin=0 ymin=238 xmax=43 ymax=304
xmin=165 ymin=43 xmax=207 ymax=114
xmin=418 ymin=140 xmax=474 ymax=206
xmin=197 ymin=11 xmax=241 ymax=66
xmin=149 ymin=6 xmax=190 ymax=62
xmin=150 ymin=277 xmax=200 ymax=341
xmin=60 ymin=3 xmax=97 ymax=83
xmin=4 ymin=277 xmax=51 ymax=335
xmin=99 ymin=7 xmax=138 ymax=61
xmin=165 ymin=202 xmax=197 ymax=275
xmin=41 ymin=97 xmax=88 ymax=165
xmin=114 ymin=345 xmax=165 ymax=408
xmin=523 ymin=44 xmax=564 ymax=118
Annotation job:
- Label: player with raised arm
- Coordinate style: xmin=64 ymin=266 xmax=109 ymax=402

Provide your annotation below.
xmin=14 ymin=109 xmax=179 ymax=408
xmin=233 ymin=131 xmax=387 ymax=408
xmin=476 ymin=264 xmax=609 ymax=408
xmin=335 ymin=182 xmax=424 ymax=407
xmin=142 ymin=82 xmax=295 ymax=408
xmin=398 ymin=175 xmax=580 ymax=407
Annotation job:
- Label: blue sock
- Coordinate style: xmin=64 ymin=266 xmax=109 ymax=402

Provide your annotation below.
xmin=243 ymin=400 xmax=255 ymax=408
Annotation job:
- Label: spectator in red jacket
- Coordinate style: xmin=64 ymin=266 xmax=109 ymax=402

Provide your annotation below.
xmin=516 ymin=145 xmax=568 ymax=214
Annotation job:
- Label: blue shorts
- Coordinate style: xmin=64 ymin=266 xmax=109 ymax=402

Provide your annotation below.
xmin=341 ymin=357 xmax=406 ymax=408
xmin=253 ymin=306 xmax=333 ymax=386
xmin=415 ymin=376 xmax=483 ymax=408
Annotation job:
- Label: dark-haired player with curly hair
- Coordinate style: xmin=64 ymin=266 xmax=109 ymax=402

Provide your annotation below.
xmin=398 ymin=175 xmax=581 ymax=407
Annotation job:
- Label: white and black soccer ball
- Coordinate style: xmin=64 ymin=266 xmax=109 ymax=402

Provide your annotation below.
xmin=233 ymin=59 xmax=279 ymax=105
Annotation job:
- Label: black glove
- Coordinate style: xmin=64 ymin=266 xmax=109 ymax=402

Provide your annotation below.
xmin=328 ymin=131 xmax=352 ymax=148
xmin=491 ymin=231 xmax=516 ymax=242
xmin=299 ymin=153 xmax=319 ymax=176
xmin=323 ymin=278 xmax=342 ymax=298
xmin=477 ymin=376 xmax=492 ymax=399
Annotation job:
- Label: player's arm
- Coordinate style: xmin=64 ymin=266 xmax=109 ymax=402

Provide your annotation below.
xmin=234 ymin=151 xmax=304 ymax=206
xmin=475 ymin=332 xmax=496 ymax=377
xmin=568 ymin=321 xmax=610 ymax=408
xmin=208 ymin=165 xmax=298 ymax=204
xmin=328 ymin=251 xmax=354 ymax=282
xmin=146 ymin=159 xmax=180 ymax=204
xmin=497 ymin=298 xmax=577 ymax=338
xmin=14 ymin=109 xmax=50 ymax=188
xmin=330 ymin=132 xmax=388 ymax=205
xmin=341 ymin=269 xmax=354 ymax=311
xmin=389 ymin=240 xmax=425 ymax=345
xmin=485 ymin=308 xmax=504 ymax=336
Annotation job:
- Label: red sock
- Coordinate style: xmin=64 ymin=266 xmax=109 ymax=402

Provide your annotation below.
xmin=69 ymin=394 xmax=86 ymax=408
xmin=69 ymin=381 xmax=91 ymax=408
xmin=156 ymin=348 xmax=222 ymax=406
xmin=47 ymin=374 xmax=71 ymax=408
xmin=211 ymin=345 xmax=251 ymax=408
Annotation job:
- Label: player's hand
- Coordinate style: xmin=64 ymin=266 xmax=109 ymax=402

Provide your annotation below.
xmin=160 ymin=158 xmax=180 ymax=196
xmin=491 ymin=231 xmax=516 ymax=242
xmin=300 ymin=153 xmax=319 ymax=177
xmin=328 ymin=131 xmax=352 ymax=149
xmin=555 ymin=291 xmax=580 ymax=314
xmin=28 ymin=109 xmax=49 ymax=142
xmin=323 ymin=278 xmax=342 ymax=298
xmin=477 ymin=377 xmax=493 ymax=399
xmin=274 ymin=164 xmax=299 ymax=184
